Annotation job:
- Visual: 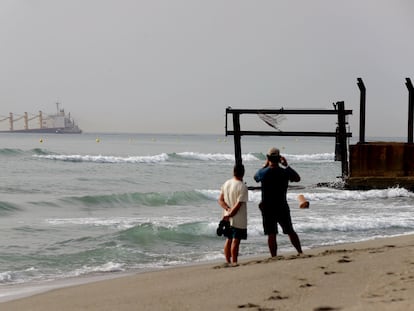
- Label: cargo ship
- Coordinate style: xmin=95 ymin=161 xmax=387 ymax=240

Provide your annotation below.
xmin=0 ymin=103 xmax=82 ymax=134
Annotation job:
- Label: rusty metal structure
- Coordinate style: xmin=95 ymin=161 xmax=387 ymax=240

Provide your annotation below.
xmin=345 ymin=78 xmax=414 ymax=190
xmin=225 ymin=103 xmax=353 ymax=179
xmin=225 ymin=78 xmax=414 ymax=190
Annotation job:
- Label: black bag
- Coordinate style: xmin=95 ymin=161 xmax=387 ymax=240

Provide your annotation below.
xmin=216 ymin=219 xmax=231 ymax=238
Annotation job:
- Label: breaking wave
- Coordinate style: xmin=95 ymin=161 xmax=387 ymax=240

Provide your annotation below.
xmin=32 ymin=152 xmax=334 ymax=164
xmin=61 ymin=190 xmax=211 ymax=208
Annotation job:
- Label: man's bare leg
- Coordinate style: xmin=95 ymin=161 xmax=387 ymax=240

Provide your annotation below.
xmin=231 ymin=238 xmax=240 ymax=265
xmin=288 ymin=232 xmax=303 ymax=254
xmin=268 ymin=234 xmax=277 ymax=257
xmin=224 ymin=238 xmax=232 ymax=263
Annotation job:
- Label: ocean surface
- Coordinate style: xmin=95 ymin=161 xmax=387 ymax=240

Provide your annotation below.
xmin=1 ymin=133 xmax=413 ymax=299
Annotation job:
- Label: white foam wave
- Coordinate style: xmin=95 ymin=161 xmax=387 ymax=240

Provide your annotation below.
xmin=196 ymin=189 xmax=220 ymax=200
xmin=285 ymin=153 xmax=334 ymax=162
xmin=46 ymin=217 xmax=138 ymax=229
xmin=198 ymin=187 xmax=413 ymax=204
xmin=33 ymin=151 xmax=334 ymax=164
xmin=46 ymin=216 xmax=200 ymax=229
xmin=33 ymin=153 xmax=169 ymax=163
xmin=176 ymin=152 xmax=258 ymax=161
xmin=0 ymin=271 xmax=13 ymax=283
xmin=177 ymin=151 xmax=334 ymax=162
xmin=297 ymin=214 xmax=414 ymax=232
xmin=71 ymin=262 xmax=125 ymax=277
xmin=0 ymin=267 xmax=37 ymax=284
xmin=292 ymin=187 xmax=414 ymax=202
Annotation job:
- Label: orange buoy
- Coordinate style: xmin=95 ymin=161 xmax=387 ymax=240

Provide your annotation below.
xmin=297 ymin=194 xmax=309 ymax=209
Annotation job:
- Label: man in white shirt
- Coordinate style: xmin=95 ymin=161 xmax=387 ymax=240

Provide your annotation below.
xmin=218 ymin=164 xmax=248 ymax=267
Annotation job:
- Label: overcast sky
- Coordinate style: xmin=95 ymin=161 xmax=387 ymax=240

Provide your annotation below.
xmin=1 ymin=0 xmax=413 ymax=137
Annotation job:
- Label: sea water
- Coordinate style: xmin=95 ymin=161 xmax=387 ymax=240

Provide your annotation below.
xmin=0 ymin=133 xmax=413 ymax=298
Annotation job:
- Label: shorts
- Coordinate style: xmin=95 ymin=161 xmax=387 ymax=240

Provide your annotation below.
xmin=228 ymin=227 xmax=247 ymax=240
xmin=262 ymin=208 xmax=295 ymax=235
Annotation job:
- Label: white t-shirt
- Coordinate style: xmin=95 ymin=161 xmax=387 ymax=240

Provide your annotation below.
xmin=221 ymin=178 xmax=248 ymax=229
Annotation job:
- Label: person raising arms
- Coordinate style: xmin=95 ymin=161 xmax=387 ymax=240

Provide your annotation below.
xmin=254 ymin=147 xmax=303 ymax=257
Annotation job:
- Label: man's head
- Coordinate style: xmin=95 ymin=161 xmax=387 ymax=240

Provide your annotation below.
xmin=233 ymin=163 xmax=245 ymax=178
xmin=266 ymin=147 xmax=280 ymax=164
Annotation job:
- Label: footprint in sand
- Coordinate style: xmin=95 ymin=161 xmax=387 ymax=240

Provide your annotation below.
xmin=237 ymin=302 xmax=260 ymax=308
xmin=267 ymin=295 xmax=288 ymax=300
xmin=213 ymin=263 xmax=229 ymax=269
xmin=368 ymin=250 xmax=384 ymax=254
xmin=237 ymin=303 xmax=276 ymax=311
xmin=337 ymin=256 xmax=352 ymax=263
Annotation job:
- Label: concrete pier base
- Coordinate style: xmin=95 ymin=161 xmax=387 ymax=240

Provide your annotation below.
xmin=345 ymin=142 xmax=414 ymax=190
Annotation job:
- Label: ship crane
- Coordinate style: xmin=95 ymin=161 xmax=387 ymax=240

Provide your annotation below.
xmin=0 ymin=106 xmax=81 ymax=133
xmin=0 ymin=115 xmax=9 ymax=130
xmin=2 ymin=112 xmax=42 ymax=131
xmin=27 ymin=112 xmax=42 ymax=129
xmin=9 ymin=113 xmax=25 ymax=131
xmin=27 ymin=114 xmax=39 ymax=121
xmin=11 ymin=114 xmax=25 ymax=121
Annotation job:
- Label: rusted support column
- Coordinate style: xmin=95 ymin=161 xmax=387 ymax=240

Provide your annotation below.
xmin=232 ymin=112 xmax=243 ymax=166
xmin=334 ymin=125 xmax=340 ymax=161
xmin=337 ymin=101 xmax=348 ymax=177
xmin=357 ymin=78 xmax=366 ymax=143
xmin=406 ymin=78 xmax=414 ymax=144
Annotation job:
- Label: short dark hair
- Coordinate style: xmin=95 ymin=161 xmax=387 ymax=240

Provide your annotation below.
xmin=233 ymin=164 xmax=245 ymax=178
xmin=266 ymin=154 xmax=280 ymax=164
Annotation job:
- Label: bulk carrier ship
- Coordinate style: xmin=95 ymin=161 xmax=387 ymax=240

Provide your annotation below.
xmin=0 ymin=103 xmax=82 ymax=134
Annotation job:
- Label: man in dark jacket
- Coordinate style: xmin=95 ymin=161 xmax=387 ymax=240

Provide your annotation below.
xmin=254 ymin=147 xmax=303 ymax=257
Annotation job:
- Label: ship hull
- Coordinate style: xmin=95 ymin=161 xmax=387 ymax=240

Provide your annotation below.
xmin=0 ymin=127 xmax=82 ymax=134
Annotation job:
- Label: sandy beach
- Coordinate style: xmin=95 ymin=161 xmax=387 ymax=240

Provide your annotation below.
xmin=1 ymin=234 xmax=413 ymax=311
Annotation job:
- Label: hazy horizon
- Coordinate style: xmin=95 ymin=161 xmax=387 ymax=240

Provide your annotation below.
xmin=1 ymin=1 xmax=413 ymax=137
